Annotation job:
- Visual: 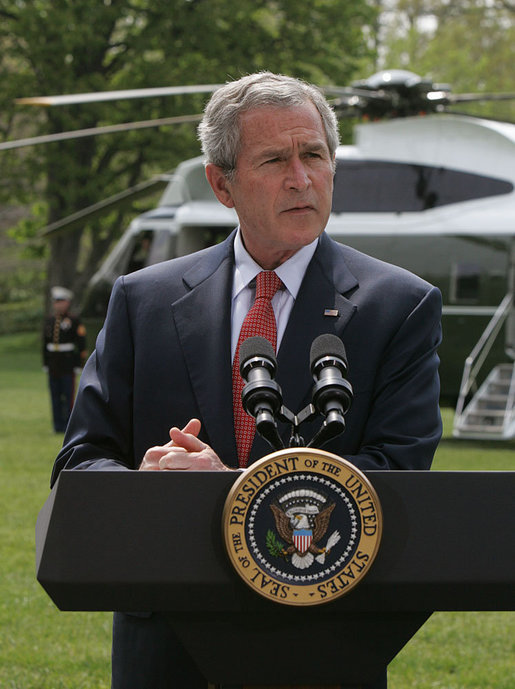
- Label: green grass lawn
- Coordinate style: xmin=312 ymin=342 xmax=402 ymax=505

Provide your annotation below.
xmin=1 ymin=332 xmax=513 ymax=688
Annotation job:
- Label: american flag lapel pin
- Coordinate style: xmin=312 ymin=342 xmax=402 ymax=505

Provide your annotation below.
xmin=324 ymin=309 xmax=339 ymax=317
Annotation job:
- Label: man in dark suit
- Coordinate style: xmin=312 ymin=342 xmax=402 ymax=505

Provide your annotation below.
xmin=51 ymin=72 xmax=442 ymax=689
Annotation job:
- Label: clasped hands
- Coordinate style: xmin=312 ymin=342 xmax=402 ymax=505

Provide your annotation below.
xmin=139 ymin=418 xmax=233 ymax=472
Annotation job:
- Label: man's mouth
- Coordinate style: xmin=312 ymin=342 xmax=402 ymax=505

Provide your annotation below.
xmin=282 ymin=204 xmax=314 ymax=214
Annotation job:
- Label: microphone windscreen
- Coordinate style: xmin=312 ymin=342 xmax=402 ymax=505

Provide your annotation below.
xmin=239 ymin=336 xmax=276 ymax=367
xmin=310 ymin=334 xmax=347 ymax=369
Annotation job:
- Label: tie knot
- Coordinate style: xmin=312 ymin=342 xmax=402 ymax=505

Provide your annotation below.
xmin=255 ymin=271 xmax=282 ymax=301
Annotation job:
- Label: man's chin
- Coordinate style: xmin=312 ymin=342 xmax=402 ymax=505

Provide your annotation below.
xmin=279 ymin=223 xmax=323 ymax=247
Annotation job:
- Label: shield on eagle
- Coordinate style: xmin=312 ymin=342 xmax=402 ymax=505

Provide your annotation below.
xmin=293 ymin=528 xmax=313 ymax=554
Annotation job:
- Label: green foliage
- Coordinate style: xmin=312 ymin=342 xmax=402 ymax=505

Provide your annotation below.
xmin=266 ymin=528 xmax=286 ymax=558
xmin=0 ymin=298 xmax=43 ymax=335
xmin=8 ymin=201 xmax=48 ymax=250
xmin=0 ymin=216 xmax=46 ymax=333
xmin=419 ymin=4 xmax=514 ymax=121
xmin=364 ymin=0 xmax=515 ymax=122
xmin=0 ymin=333 xmax=513 ymax=688
xmin=0 ymin=264 xmax=45 ymax=302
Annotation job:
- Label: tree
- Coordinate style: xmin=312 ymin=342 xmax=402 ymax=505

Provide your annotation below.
xmin=0 ymin=0 xmax=375 ymax=302
xmin=365 ymin=0 xmax=514 ymax=121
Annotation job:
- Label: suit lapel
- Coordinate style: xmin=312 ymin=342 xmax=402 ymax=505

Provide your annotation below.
xmin=171 ymin=236 xmax=239 ymax=466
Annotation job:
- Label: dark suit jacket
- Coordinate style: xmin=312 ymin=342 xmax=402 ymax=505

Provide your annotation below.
xmin=51 ymin=230 xmax=442 ymax=484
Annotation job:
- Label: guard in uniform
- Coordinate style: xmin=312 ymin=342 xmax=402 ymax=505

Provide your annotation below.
xmin=42 ymin=286 xmax=87 ymax=432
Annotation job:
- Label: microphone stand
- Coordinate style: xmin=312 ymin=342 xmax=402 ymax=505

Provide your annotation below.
xmin=257 ymin=401 xmax=346 ymax=452
xmin=252 ymin=402 xmax=319 ymax=452
xmin=276 ymin=404 xmax=318 ymax=449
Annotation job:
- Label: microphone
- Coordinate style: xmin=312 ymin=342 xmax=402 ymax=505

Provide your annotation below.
xmin=307 ymin=334 xmax=353 ymax=448
xmin=239 ymin=336 xmax=284 ymax=451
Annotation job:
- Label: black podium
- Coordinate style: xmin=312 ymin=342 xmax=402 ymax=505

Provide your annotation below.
xmin=36 ymin=470 xmax=515 ymax=687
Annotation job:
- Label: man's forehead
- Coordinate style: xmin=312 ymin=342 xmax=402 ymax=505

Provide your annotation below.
xmin=238 ymin=104 xmax=328 ymax=150
xmin=240 ymin=102 xmax=322 ymax=127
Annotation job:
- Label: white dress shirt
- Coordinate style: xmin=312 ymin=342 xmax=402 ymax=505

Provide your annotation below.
xmin=231 ymin=229 xmax=319 ymax=360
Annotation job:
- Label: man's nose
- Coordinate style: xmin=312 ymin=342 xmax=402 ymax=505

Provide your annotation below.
xmin=285 ymin=157 xmax=310 ymax=190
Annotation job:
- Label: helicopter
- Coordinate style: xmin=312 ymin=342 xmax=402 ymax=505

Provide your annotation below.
xmin=7 ymin=69 xmax=515 ymax=438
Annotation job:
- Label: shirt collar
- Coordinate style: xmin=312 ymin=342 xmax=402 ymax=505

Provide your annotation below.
xmin=232 ymin=228 xmax=319 ymax=299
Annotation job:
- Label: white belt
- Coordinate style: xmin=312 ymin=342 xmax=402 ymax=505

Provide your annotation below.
xmin=46 ymin=343 xmax=75 ymax=352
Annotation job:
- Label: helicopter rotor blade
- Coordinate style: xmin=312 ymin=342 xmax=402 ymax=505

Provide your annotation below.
xmin=8 ymin=73 xmax=514 ymax=155
xmin=0 ymin=114 xmax=203 ymax=151
xmin=38 ymin=175 xmax=172 ymax=237
xmin=15 ymin=84 xmax=222 ymax=107
xmin=447 ymin=92 xmax=515 ymax=104
xmin=321 ymin=86 xmax=386 ymax=100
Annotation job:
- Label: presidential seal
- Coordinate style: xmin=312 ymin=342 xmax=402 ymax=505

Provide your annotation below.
xmin=222 ymin=448 xmax=382 ymax=606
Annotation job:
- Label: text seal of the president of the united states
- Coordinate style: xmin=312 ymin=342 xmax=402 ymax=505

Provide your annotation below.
xmin=222 ymin=448 xmax=383 ymax=606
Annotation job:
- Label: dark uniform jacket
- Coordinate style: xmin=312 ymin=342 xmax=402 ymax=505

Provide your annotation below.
xmin=43 ymin=311 xmax=87 ymax=377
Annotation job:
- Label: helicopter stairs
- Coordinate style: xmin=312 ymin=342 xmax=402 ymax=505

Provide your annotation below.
xmin=453 ymin=364 xmax=515 ymax=439
xmin=453 ymin=292 xmax=515 ymax=440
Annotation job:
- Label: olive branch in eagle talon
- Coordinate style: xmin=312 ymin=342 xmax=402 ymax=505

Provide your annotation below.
xmin=266 ymin=530 xmax=287 ymax=559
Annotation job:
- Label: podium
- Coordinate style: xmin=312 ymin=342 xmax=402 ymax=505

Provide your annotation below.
xmin=36 ymin=469 xmax=515 ymax=687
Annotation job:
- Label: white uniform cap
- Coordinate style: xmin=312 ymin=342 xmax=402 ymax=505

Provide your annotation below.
xmin=51 ymin=286 xmax=73 ymax=301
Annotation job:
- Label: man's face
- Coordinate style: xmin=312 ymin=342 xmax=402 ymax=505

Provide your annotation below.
xmin=52 ymin=299 xmax=70 ymax=315
xmin=206 ymin=102 xmax=335 ymax=269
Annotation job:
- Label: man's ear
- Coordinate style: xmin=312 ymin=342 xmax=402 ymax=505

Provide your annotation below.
xmin=205 ymin=164 xmax=235 ymax=208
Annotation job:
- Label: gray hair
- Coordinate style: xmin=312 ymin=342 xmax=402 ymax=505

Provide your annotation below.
xmin=197 ymin=72 xmax=340 ymax=177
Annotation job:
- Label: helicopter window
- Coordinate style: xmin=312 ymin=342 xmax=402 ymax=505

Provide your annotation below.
xmin=451 ymin=263 xmax=481 ymax=303
xmin=127 ymin=231 xmax=154 ymax=273
xmin=147 ymin=230 xmax=176 ymax=265
xmin=124 ymin=230 xmax=177 ymax=272
xmin=332 ymin=160 xmax=513 ymax=213
xmin=176 ymin=226 xmax=233 ymax=256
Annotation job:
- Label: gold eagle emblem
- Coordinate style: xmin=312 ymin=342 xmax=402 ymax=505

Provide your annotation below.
xmin=270 ymin=489 xmax=341 ymax=570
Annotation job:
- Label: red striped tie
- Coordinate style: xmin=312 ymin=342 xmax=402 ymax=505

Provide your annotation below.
xmin=232 ymin=271 xmax=282 ymax=467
